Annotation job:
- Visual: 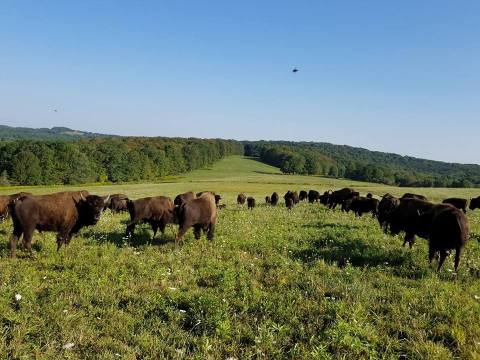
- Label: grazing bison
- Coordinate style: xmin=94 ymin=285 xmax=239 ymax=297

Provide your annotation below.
xmin=126 ymin=196 xmax=174 ymax=239
xmin=247 ymin=197 xmax=256 ymax=210
xmin=284 ymin=191 xmax=299 ymax=208
xmin=387 ymin=198 xmax=435 ymax=248
xmin=328 ymin=188 xmax=359 ymax=209
xmin=107 ymin=194 xmax=129 ymax=213
xmin=469 ymin=196 xmax=480 ymax=211
xmin=377 ymin=193 xmax=400 ymax=232
xmin=285 ymin=197 xmax=294 ymax=209
xmin=343 ymin=197 xmax=379 ymax=217
xmin=319 ymin=191 xmax=330 ymax=206
xmin=271 ymin=192 xmax=279 ymax=206
xmin=174 ymin=192 xmax=216 ymax=243
xmin=0 ymin=192 xmax=32 ymax=221
xmin=9 ymin=191 xmax=107 ymax=257
xmin=418 ymin=203 xmax=469 ymax=271
xmin=401 ymin=193 xmax=428 ymax=201
xmin=265 ymin=196 xmax=271 ymax=204
xmin=299 ymin=190 xmax=308 ymax=201
xmin=308 ymin=190 xmax=321 ymax=203
xmin=237 ymin=193 xmax=247 ymax=205
xmin=174 ymin=191 xmax=196 ymax=207
xmin=442 ymin=198 xmax=468 ymax=213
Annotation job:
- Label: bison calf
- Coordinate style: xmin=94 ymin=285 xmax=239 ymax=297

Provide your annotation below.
xmin=270 ymin=192 xmax=279 ymax=206
xmin=247 ymin=197 xmax=256 ymax=210
xmin=107 ymin=194 xmax=129 ymax=213
xmin=237 ymin=193 xmax=247 ymax=205
xmin=126 ymin=196 xmax=174 ymax=240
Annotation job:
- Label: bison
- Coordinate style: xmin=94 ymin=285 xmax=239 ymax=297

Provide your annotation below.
xmin=343 ymin=197 xmax=379 ymax=217
xmin=271 ymin=192 xmax=279 ymax=206
xmin=0 ymin=192 xmax=32 ymax=221
xmin=469 ymin=196 xmax=480 ymax=211
xmin=265 ymin=196 xmax=271 ymax=204
xmin=107 ymin=193 xmax=129 ymax=213
xmin=377 ymin=193 xmax=400 ymax=232
xmin=308 ymin=190 xmax=321 ymax=203
xmin=328 ymin=188 xmax=359 ymax=209
xmin=126 ymin=196 xmax=174 ymax=240
xmin=442 ymin=198 xmax=468 ymax=213
xmin=401 ymin=193 xmax=428 ymax=201
xmin=387 ymin=198 xmax=435 ymax=248
xmin=319 ymin=191 xmax=330 ymax=206
xmin=299 ymin=190 xmax=308 ymax=201
xmin=284 ymin=191 xmax=299 ymax=208
xmin=174 ymin=191 xmax=196 ymax=207
xmin=247 ymin=197 xmax=256 ymax=210
xmin=237 ymin=193 xmax=247 ymax=205
xmin=174 ymin=192 xmax=216 ymax=243
xmin=418 ymin=203 xmax=469 ymax=271
xmin=9 ymin=191 xmax=108 ymax=257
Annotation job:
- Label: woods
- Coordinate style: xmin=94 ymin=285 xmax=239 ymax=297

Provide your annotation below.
xmin=0 ymin=138 xmax=243 ymax=185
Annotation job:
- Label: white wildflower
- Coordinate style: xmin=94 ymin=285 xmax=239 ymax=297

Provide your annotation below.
xmin=63 ymin=343 xmax=75 ymax=349
xmin=14 ymin=294 xmax=22 ymax=302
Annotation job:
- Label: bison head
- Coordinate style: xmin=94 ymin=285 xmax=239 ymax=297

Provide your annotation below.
xmin=75 ymin=194 xmax=110 ymax=225
xmin=469 ymin=197 xmax=480 ymax=211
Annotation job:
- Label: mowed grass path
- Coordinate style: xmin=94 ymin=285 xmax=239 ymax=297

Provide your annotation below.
xmin=1 ymin=156 xmax=480 ymax=359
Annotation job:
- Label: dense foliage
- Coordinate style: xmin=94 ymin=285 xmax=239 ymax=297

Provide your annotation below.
xmin=0 ymin=125 xmax=111 ymax=141
xmin=245 ymin=141 xmax=480 ymax=188
xmin=0 ymin=138 xmax=243 ymax=185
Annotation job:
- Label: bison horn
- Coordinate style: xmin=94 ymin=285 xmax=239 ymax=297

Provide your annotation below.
xmin=80 ymin=192 xmax=86 ymax=201
xmin=104 ymin=194 xmax=111 ymax=205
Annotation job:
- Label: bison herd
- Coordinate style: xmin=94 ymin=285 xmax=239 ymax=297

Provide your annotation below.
xmin=1 ymin=188 xmax=479 ymax=272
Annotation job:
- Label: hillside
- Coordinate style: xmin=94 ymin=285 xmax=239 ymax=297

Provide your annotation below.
xmin=0 ymin=125 xmax=112 ymax=140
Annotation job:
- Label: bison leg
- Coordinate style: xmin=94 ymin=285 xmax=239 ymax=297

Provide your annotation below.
xmin=437 ymin=250 xmax=448 ymax=271
xmin=9 ymin=228 xmax=23 ymax=258
xmin=175 ymin=226 xmax=188 ymax=245
xmin=22 ymin=228 xmax=34 ymax=256
xmin=126 ymin=222 xmax=137 ymax=238
xmin=207 ymin=223 xmax=215 ymax=241
xmin=403 ymin=233 xmax=415 ymax=248
xmin=428 ymin=246 xmax=436 ymax=265
xmin=193 ymin=225 xmax=202 ymax=240
xmin=454 ymin=247 xmax=462 ymax=272
xmin=151 ymin=223 xmax=158 ymax=240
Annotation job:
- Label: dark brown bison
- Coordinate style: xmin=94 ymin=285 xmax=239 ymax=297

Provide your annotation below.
xmin=328 ymin=188 xmax=359 ymax=209
xmin=285 ymin=197 xmax=294 ymax=210
xmin=126 ymin=196 xmax=174 ymax=239
xmin=442 ymin=198 xmax=468 ymax=213
xmin=0 ymin=192 xmax=32 ymax=221
xmin=9 ymin=191 xmax=107 ymax=257
xmin=387 ymin=198 xmax=435 ymax=248
xmin=343 ymin=197 xmax=379 ymax=217
xmin=308 ymin=190 xmax=320 ymax=203
xmin=366 ymin=193 xmax=373 ymax=199
xmin=237 ymin=193 xmax=247 ymax=205
xmin=401 ymin=193 xmax=428 ymax=201
xmin=299 ymin=190 xmax=308 ymax=201
xmin=107 ymin=194 xmax=129 ymax=213
xmin=284 ymin=191 xmax=299 ymax=208
xmin=270 ymin=192 xmax=279 ymax=206
xmin=174 ymin=191 xmax=196 ymax=207
xmin=469 ymin=196 xmax=480 ymax=211
xmin=319 ymin=191 xmax=330 ymax=206
xmin=247 ymin=197 xmax=256 ymax=210
xmin=174 ymin=192 xmax=216 ymax=243
xmin=265 ymin=196 xmax=271 ymax=204
xmin=418 ymin=203 xmax=469 ymax=271
xmin=377 ymin=193 xmax=400 ymax=232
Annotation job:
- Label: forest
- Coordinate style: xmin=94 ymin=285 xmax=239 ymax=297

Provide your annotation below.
xmin=0 ymin=137 xmax=243 ymax=185
xmin=245 ymin=141 xmax=480 ymax=188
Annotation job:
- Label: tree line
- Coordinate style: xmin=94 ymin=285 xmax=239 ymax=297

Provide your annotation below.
xmin=0 ymin=138 xmax=243 ymax=185
xmin=244 ymin=142 xmax=480 ymax=188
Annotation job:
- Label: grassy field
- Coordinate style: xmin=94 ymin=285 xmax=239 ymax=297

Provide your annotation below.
xmin=1 ymin=156 xmax=480 ymax=359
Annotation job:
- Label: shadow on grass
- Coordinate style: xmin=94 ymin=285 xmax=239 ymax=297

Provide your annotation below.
xmin=302 ymin=222 xmax=363 ymax=231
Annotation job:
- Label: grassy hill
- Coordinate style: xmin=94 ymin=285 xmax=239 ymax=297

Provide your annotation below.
xmin=0 ymin=125 xmax=112 ymax=140
xmin=0 ymin=156 xmax=479 ymax=358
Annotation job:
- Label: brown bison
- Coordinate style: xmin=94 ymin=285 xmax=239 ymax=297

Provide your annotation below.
xmin=442 ymin=198 xmax=468 ymax=213
xmin=247 ymin=197 xmax=256 ymax=210
xmin=0 ymin=192 xmax=32 ymax=221
xmin=377 ymin=193 xmax=400 ymax=232
xmin=285 ymin=197 xmax=294 ymax=210
xmin=387 ymin=198 xmax=435 ymax=248
xmin=174 ymin=191 xmax=196 ymax=207
xmin=107 ymin=193 xmax=129 ymax=213
xmin=469 ymin=196 xmax=480 ymax=211
xmin=237 ymin=193 xmax=247 ymax=205
xmin=401 ymin=193 xmax=428 ymax=201
xmin=328 ymin=188 xmax=359 ymax=209
xmin=270 ymin=192 xmax=279 ymax=206
xmin=319 ymin=191 xmax=330 ymax=205
xmin=174 ymin=192 xmax=216 ymax=243
xmin=9 ymin=191 xmax=108 ymax=257
xmin=284 ymin=191 xmax=299 ymax=206
xmin=343 ymin=197 xmax=379 ymax=217
xmin=265 ymin=196 xmax=271 ymax=204
xmin=418 ymin=203 xmax=469 ymax=271
xmin=126 ymin=196 xmax=174 ymax=239
xmin=308 ymin=190 xmax=321 ymax=203
xmin=299 ymin=190 xmax=308 ymax=201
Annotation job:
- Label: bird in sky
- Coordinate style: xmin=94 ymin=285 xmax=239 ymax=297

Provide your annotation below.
xmin=53 ymin=109 xmax=58 ymax=112
xmin=292 ymin=68 xmax=299 ymax=73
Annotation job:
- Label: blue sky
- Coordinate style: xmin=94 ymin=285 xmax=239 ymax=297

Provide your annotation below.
xmin=1 ymin=1 xmax=479 ymax=163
